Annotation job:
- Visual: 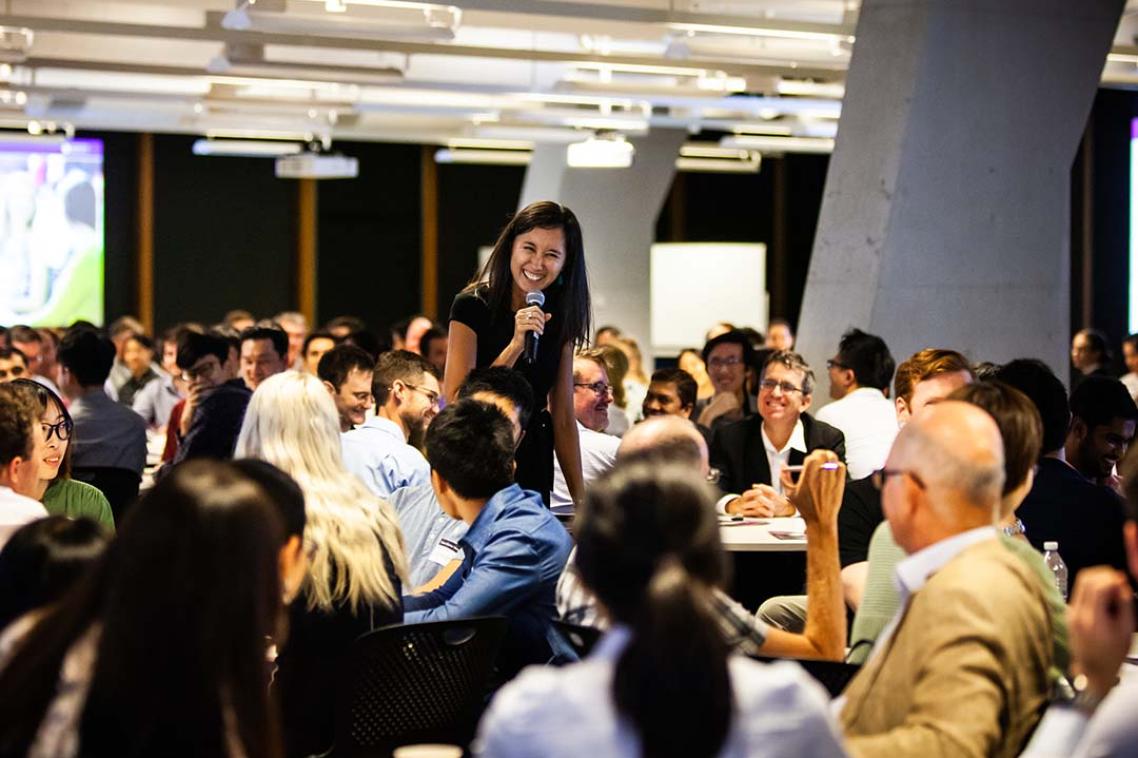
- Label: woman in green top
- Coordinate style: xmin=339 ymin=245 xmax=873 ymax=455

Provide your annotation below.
xmin=10 ymin=379 xmax=115 ymax=532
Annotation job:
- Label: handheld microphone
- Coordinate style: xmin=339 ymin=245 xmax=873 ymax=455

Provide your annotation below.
xmin=523 ymin=290 xmax=545 ymax=365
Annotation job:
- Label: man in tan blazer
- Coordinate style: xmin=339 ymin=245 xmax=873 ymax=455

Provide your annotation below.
xmin=839 ymin=401 xmax=1054 ymax=757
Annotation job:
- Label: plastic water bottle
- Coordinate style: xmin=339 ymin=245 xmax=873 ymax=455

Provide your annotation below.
xmin=1043 ymin=541 xmax=1069 ymax=601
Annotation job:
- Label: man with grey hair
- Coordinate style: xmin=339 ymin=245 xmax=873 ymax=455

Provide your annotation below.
xmin=558 ymin=415 xmax=849 ymax=661
xmin=838 ymin=401 xmax=1054 ymax=757
xmin=710 ymin=350 xmax=845 ymax=517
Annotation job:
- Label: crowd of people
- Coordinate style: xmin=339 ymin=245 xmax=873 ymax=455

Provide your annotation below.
xmin=0 ymin=199 xmax=1135 ymax=757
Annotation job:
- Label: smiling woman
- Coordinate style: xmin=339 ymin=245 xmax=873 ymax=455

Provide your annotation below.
xmin=444 ymin=201 xmax=593 ymax=506
xmin=6 ymin=379 xmax=115 ymax=531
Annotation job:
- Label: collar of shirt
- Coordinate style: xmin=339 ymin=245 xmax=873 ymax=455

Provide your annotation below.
xmin=761 ymin=418 xmax=805 ymax=494
xmin=893 ymin=525 xmax=998 ymax=601
xmin=460 ymin=483 xmax=529 ymax=554
xmin=359 ymin=415 xmax=407 ymax=443
xmin=844 ymin=387 xmax=890 ymax=405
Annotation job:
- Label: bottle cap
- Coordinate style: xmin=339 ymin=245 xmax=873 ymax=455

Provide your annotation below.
xmin=1043 ymin=541 xmax=1058 ymax=551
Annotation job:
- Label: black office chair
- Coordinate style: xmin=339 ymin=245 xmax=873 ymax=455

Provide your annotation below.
xmin=327 ymin=616 xmax=507 ymax=757
xmin=552 ymin=620 xmax=602 ymax=659
xmin=753 ymin=656 xmax=862 ymax=698
xmin=70 ymin=466 xmax=141 ymax=523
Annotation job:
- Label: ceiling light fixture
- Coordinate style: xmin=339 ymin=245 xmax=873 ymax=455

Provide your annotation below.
xmin=192 ymin=139 xmax=305 ymax=157
xmin=719 ymin=134 xmax=834 ymax=154
xmin=776 ymin=79 xmax=846 ymax=98
xmin=669 ymin=22 xmax=854 ymax=43
xmin=435 ymin=148 xmax=532 ymax=166
xmin=566 ymin=133 xmax=634 ymax=169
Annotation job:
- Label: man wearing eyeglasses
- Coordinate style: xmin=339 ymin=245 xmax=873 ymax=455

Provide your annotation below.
xmin=710 ymin=350 xmax=845 ymax=518
xmin=169 ymin=330 xmax=250 ymax=465
xmin=342 ymin=350 xmax=439 ymax=498
xmin=551 ymin=350 xmax=620 ymax=511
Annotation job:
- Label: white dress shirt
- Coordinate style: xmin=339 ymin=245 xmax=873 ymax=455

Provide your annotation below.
xmin=476 ymin=625 xmax=847 ymax=758
xmin=0 ymin=484 xmax=48 ymax=548
xmin=551 ymin=421 xmax=620 ymax=510
xmin=1021 ymin=666 xmax=1138 ymax=757
xmin=715 ymin=419 xmax=805 ymax=514
xmin=814 ymin=388 xmax=898 ymax=479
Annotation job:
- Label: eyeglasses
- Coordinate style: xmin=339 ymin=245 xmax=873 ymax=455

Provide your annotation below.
xmin=707 ymin=356 xmax=742 ymax=370
xmin=870 ymin=468 xmax=925 ymax=491
xmin=759 ymin=379 xmax=804 ymax=395
xmin=574 ymin=381 xmax=613 ymax=397
xmin=403 ymin=383 xmax=440 ymax=407
xmin=181 ymin=359 xmax=220 ymax=382
xmin=42 ymin=417 xmax=74 ymax=442
xmin=826 ymin=359 xmax=847 ymax=370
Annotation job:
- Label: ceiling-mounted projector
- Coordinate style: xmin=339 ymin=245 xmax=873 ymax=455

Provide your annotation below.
xmin=275 ymin=152 xmax=358 ymax=179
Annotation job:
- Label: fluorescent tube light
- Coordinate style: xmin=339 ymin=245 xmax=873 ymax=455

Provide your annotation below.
xmin=720 ymin=135 xmax=834 ymax=154
xmin=193 ymin=139 xmax=305 ymax=157
xmin=676 ymin=156 xmax=760 ymax=173
xmin=435 ymin=148 xmax=532 ymax=166
xmin=777 ymin=80 xmax=846 ymax=98
xmin=669 ymin=22 xmax=854 ymax=43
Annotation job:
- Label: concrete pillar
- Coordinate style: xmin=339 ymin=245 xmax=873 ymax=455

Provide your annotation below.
xmin=519 ymin=129 xmax=687 ymax=356
xmin=796 ymin=0 xmax=1124 ymax=383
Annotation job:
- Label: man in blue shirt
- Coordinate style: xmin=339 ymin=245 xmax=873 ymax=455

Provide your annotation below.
xmin=391 ymin=366 xmax=535 ymax=589
xmin=404 ymin=399 xmax=574 ymax=678
xmin=342 ymin=350 xmax=439 ymax=497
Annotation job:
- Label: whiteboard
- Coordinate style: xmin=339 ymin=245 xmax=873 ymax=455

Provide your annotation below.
xmin=650 ymin=242 xmax=767 ymax=353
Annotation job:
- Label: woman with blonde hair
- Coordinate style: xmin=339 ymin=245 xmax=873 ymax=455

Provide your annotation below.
xmin=235 ymin=370 xmax=407 ymax=758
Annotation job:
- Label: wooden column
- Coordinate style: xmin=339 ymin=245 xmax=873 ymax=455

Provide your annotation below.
xmin=297 ymin=178 xmax=318 ymax=326
xmin=137 ymin=133 xmax=155 ymax=332
xmin=420 ymin=145 xmax=439 ymax=320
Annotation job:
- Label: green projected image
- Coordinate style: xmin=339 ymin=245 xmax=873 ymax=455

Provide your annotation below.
xmin=0 ymin=137 xmax=103 ymax=327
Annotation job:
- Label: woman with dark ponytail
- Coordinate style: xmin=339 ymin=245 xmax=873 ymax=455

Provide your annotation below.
xmin=476 ymin=462 xmax=846 ymax=758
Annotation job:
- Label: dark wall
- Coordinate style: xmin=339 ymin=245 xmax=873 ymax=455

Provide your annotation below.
xmin=436 ymin=162 xmax=526 ymax=322
xmin=316 ymin=141 xmax=421 ymax=332
xmin=90 ymin=130 xmax=139 ymax=324
xmin=151 ymin=134 xmax=296 ymax=330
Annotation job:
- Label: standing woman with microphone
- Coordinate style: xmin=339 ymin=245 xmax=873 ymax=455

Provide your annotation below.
xmin=445 ymin=201 xmax=591 ymax=506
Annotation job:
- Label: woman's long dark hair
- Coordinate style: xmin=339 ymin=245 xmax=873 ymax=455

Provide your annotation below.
xmin=575 ymin=463 xmax=733 ymax=758
xmin=9 ymin=378 xmax=73 ymax=479
xmin=465 ymin=200 xmax=592 ymax=347
xmin=0 ymin=460 xmax=285 ymax=758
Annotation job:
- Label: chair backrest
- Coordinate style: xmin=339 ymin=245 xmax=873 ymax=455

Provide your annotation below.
xmin=552 ymin=619 xmax=602 ymax=659
xmin=332 ymin=616 xmax=508 ymax=756
xmin=70 ymin=467 xmax=141 ymax=522
xmin=754 ymin=656 xmax=862 ymax=698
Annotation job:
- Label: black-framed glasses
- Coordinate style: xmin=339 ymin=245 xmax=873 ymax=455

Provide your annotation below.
xmin=42 ymin=417 xmax=74 ymax=442
xmin=402 ymin=383 xmax=440 ymax=407
xmin=759 ymin=379 xmax=804 ymax=395
xmin=870 ymin=468 xmax=925 ymax=491
xmin=574 ymin=381 xmax=613 ymax=397
xmin=826 ymin=359 xmax=847 ymax=370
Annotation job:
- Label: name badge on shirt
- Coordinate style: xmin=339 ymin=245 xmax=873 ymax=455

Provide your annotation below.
xmin=428 ymin=537 xmax=463 ymax=566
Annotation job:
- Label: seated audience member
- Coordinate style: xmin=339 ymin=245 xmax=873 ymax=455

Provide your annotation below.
xmin=171 ymin=331 xmax=251 ymax=463
xmin=558 ymin=416 xmax=848 ymax=661
xmin=9 ymin=325 xmax=61 ymax=396
xmin=131 ymin=325 xmax=191 ymax=429
xmin=766 ymin=318 xmax=795 ymax=351
xmin=1121 ymin=333 xmax=1138 ymax=402
xmin=678 ymin=347 xmax=715 ymax=401
xmin=343 ymin=329 xmax=387 ymax=362
xmin=997 ymin=359 xmax=1129 ymax=585
xmin=478 ymin=460 xmax=846 ymax=758
xmin=1071 ymin=328 xmax=1113 ymax=388
xmin=56 ymin=329 xmax=147 ymax=479
xmin=0 ymin=460 xmax=297 ymax=757
xmin=711 ymin=350 xmax=844 ymax=517
xmin=697 ymin=329 xmax=755 ymax=428
xmin=235 ymin=371 xmax=405 ymax=758
xmin=420 ymin=327 xmax=449 ymax=377
xmin=594 ymin=325 xmax=621 ymax=346
xmin=390 ymin=367 xmax=534 ymax=589
xmin=552 ymin=351 xmax=620 ymax=509
xmin=594 ymin=344 xmax=632 ymax=436
xmin=0 ymin=347 xmax=28 ymax=383
xmin=102 ymin=316 xmax=144 ymax=400
xmin=229 ymin=458 xmax=309 ymax=607
xmin=847 ymin=381 xmax=1069 ymax=678
xmin=239 ymin=325 xmax=288 ymax=391
xmin=1065 ymin=375 xmax=1137 ymax=489
xmin=816 ymin=328 xmax=898 ymax=479
xmin=274 ymin=311 xmax=309 ymax=369
xmin=301 ymin=330 xmax=337 ymax=375
xmin=0 ymin=384 xmax=48 ymax=546
xmin=9 ymin=380 xmax=114 ymax=531
xmin=1022 ymin=442 xmax=1138 ymax=757
xmin=223 ymin=308 xmax=255 ymax=333
xmin=614 ymin=337 xmax=649 ymax=422
xmin=324 ymin=315 xmax=366 ymax=340
xmin=400 ymin=315 xmax=434 ymax=355
xmin=838 ymin=402 xmax=1053 ymax=757
xmin=405 ymin=400 xmax=573 ymax=677
xmin=36 ymin=330 xmax=60 ymax=387
xmin=111 ymin=334 xmax=159 ymax=407
xmin=0 ymin=517 xmax=109 ymax=632
xmin=316 ymin=344 xmax=375 ymax=433
xmin=642 ymin=367 xmax=698 ymax=422
xmin=342 ymin=350 xmax=439 ymax=497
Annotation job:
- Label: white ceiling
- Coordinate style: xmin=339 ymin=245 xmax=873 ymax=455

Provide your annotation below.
xmin=0 ymin=0 xmax=1136 ymax=155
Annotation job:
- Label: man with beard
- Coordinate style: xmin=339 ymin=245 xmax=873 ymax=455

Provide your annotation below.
xmin=342 ymin=350 xmax=439 ymax=497
xmin=1065 ymin=376 xmax=1137 ymax=489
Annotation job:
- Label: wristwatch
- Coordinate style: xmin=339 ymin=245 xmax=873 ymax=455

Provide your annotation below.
xmin=1002 ymin=519 xmax=1027 ymax=538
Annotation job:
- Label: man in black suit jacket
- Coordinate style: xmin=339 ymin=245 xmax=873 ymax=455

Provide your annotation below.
xmin=711 ymin=351 xmax=845 ymax=517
